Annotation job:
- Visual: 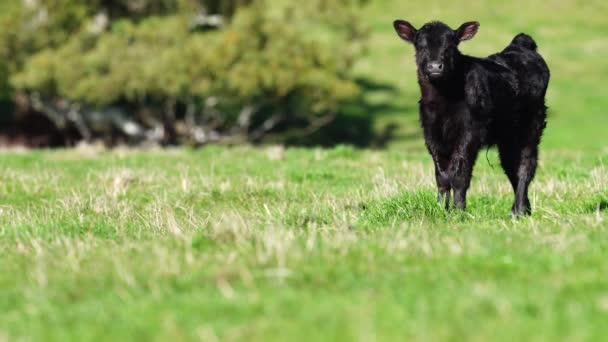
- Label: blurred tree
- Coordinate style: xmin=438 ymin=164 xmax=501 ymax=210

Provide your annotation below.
xmin=0 ymin=0 xmax=368 ymax=146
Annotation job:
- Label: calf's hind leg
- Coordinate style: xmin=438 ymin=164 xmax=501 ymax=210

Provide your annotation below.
xmin=499 ymin=141 xmax=539 ymax=216
xmin=514 ymin=145 xmax=538 ymax=215
xmin=498 ymin=116 xmax=544 ymax=216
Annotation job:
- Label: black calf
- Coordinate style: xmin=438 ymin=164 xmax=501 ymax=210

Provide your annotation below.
xmin=393 ymin=20 xmax=550 ymax=215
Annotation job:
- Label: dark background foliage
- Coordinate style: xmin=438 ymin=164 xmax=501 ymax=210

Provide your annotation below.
xmin=0 ymin=0 xmax=375 ymax=147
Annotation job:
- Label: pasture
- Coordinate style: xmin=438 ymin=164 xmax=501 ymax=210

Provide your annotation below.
xmin=1 ymin=0 xmax=607 ymax=340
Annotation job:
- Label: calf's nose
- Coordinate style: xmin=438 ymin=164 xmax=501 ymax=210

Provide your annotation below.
xmin=427 ymin=62 xmax=443 ymax=73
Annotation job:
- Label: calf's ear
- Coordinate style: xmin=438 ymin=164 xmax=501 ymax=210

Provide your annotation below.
xmin=456 ymin=21 xmax=480 ymax=41
xmin=393 ymin=20 xmax=417 ymax=43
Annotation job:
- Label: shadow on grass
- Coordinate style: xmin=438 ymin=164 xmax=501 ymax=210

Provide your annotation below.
xmin=356 ymin=189 xmax=517 ymax=229
xmin=356 ymin=190 xmax=446 ymax=229
xmin=284 ymin=78 xmax=415 ymax=148
xmin=358 ymin=189 xmax=608 ymax=229
xmin=582 ymin=194 xmax=608 ymax=213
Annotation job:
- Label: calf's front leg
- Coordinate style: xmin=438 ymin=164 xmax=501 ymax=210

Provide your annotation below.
xmin=449 ymin=141 xmax=480 ymax=210
xmin=434 ymin=162 xmax=451 ymax=209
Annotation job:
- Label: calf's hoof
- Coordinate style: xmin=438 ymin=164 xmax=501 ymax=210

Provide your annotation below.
xmin=511 ymin=202 xmax=531 ymax=216
xmin=437 ymin=193 xmax=450 ymax=210
xmin=453 ymin=202 xmax=466 ymax=211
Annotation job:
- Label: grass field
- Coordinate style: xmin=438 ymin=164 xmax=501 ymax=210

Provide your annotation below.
xmin=2 ymin=0 xmax=608 ymax=341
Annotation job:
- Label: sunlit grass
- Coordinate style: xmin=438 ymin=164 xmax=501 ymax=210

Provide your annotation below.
xmin=0 ymin=146 xmax=607 ymax=340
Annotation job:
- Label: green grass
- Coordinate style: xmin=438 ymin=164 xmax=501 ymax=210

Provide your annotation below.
xmin=2 ymin=0 xmax=608 ymax=340
xmin=1 ymin=147 xmax=607 ymax=341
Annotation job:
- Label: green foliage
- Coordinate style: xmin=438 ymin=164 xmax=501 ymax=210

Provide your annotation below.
xmin=0 ymin=60 xmax=9 ymax=101
xmin=1 ymin=0 xmax=368 ymax=142
xmin=14 ymin=9 xmax=359 ymax=107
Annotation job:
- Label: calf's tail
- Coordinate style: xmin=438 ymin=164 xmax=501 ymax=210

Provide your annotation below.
xmin=511 ymin=33 xmax=538 ymax=51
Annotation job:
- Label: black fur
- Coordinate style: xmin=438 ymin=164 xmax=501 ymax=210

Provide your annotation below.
xmin=393 ymin=20 xmax=550 ymax=215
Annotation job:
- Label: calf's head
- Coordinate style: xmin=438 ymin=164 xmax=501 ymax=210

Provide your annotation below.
xmin=393 ymin=20 xmax=479 ymax=81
